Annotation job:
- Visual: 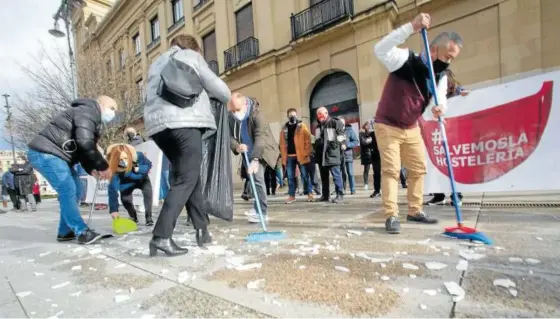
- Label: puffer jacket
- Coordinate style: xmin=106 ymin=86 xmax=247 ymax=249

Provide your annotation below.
xmin=314 ymin=117 xmax=345 ymax=166
xmin=143 ymin=45 xmax=231 ymax=138
xmin=10 ymin=163 xmax=36 ymax=195
xmin=27 ymin=99 xmax=108 ymax=174
xmin=108 ymin=151 xmax=152 ymax=213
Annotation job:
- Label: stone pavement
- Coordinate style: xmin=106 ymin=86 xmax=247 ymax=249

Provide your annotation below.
xmin=0 ymin=191 xmax=559 ymax=318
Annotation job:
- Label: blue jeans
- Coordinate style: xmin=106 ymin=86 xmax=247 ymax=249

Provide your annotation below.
xmin=27 ymin=150 xmax=87 ymax=236
xmin=341 ymin=161 xmax=356 ymax=193
xmin=286 ymin=157 xmax=311 ymax=196
xmin=79 ymin=178 xmax=87 ymax=203
xmin=319 ymin=164 xmax=343 ymax=197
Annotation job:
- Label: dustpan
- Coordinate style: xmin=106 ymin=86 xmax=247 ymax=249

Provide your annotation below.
xmin=112 ymin=217 xmax=138 ymax=235
xmin=242 ymin=152 xmax=286 ymax=242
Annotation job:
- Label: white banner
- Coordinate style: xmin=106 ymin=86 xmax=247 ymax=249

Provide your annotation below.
xmin=420 ymin=70 xmax=560 ymax=193
xmin=84 ymin=140 xmax=163 ymax=207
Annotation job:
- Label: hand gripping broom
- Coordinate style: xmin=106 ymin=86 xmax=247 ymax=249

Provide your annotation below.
xmin=242 ymin=152 xmax=286 ymax=242
xmin=421 ymin=29 xmax=492 ymax=245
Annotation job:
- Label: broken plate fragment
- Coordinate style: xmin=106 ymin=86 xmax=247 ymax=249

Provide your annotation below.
xmin=114 ymin=295 xmax=130 ymax=303
xmin=177 ymin=271 xmax=190 ymax=283
xmin=51 ymin=281 xmax=70 ymax=290
xmin=444 ymin=281 xmax=465 ymax=302
xmin=456 ymin=259 xmax=468 ymax=271
xmin=525 ymin=258 xmax=540 ymax=265
xmin=402 ymin=263 xmax=419 ymax=270
xmin=425 ymin=261 xmax=448 ymax=270
xmin=493 ymin=278 xmax=516 ymax=289
xmin=423 ymin=289 xmax=437 ymax=296
xmin=335 ymin=266 xmax=350 ymax=273
xmin=15 ymin=291 xmax=32 ymax=298
xmin=508 ymin=257 xmax=523 ymax=263
xmin=459 ymin=251 xmax=486 ymax=261
xmin=365 ymin=288 xmax=375 ymax=293
xmin=235 ymin=263 xmax=262 ymax=271
xmin=509 ymin=288 xmax=518 ymax=297
xmin=247 ymin=279 xmax=265 ymax=290
xmin=419 ymin=304 xmax=428 ymax=310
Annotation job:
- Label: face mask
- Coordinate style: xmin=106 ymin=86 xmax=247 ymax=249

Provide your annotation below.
xmin=317 ymin=114 xmax=327 ymax=123
xmin=101 ymin=109 xmax=116 ymax=124
xmin=118 ymin=159 xmax=127 ymax=169
xmin=433 ymin=59 xmax=450 ymax=74
xmin=289 ymin=115 xmax=297 ymax=124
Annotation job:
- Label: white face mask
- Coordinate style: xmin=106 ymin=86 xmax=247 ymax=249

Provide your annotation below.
xmin=16 ymin=160 xmax=24 ymax=165
xmin=101 ymin=109 xmax=116 ymax=124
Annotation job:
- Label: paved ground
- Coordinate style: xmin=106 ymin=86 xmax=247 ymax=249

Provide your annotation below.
xmin=1 ymin=189 xmax=559 ymax=318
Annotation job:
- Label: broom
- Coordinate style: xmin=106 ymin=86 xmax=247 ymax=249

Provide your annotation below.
xmin=421 ymin=29 xmax=492 ymax=245
xmin=242 ymin=152 xmax=286 ymax=242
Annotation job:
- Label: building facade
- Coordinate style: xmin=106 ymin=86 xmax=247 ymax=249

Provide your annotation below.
xmin=72 ymin=0 xmax=559 ymax=176
xmin=0 ymin=150 xmax=26 ymax=172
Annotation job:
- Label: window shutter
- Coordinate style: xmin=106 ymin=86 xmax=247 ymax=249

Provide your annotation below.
xmin=235 ymin=3 xmax=254 ymax=43
xmin=202 ymin=31 xmax=217 ymax=61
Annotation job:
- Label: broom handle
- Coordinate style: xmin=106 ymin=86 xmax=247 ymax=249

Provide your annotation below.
xmin=421 ymin=29 xmax=463 ymax=226
xmin=87 ymin=176 xmax=99 ymax=225
xmin=243 ymin=152 xmax=268 ymax=232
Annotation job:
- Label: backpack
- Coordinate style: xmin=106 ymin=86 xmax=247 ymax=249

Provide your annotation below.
xmin=157 ymin=50 xmax=203 ymax=108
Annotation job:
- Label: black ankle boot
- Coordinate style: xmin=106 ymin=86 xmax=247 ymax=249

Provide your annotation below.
xmin=196 ymin=228 xmax=212 ymax=247
xmin=131 ymin=216 xmax=138 ymax=224
xmin=149 ymin=237 xmax=188 ymax=257
xmin=170 ymin=238 xmax=188 ymax=252
xmin=145 ymin=213 xmax=154 ymax=226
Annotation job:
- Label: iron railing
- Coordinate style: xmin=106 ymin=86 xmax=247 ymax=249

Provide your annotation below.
xmin=290 ymin=0 xmax=354 ymax=41
xmin=224 ymin=37 xmax=259 ymax=71
xmin=194 ymin=0 xmax=210 ymax=11
xmin=207 ymin=60 xmax=219 ymax=74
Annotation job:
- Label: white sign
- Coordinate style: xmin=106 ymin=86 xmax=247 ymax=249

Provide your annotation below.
xmin=420 ymin=70 xmax=560 ymax=192
xmin=85 ymin=140 xmax=163 ymax=207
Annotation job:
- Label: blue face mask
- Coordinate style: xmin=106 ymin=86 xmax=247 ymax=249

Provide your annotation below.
xmin=101 ymin=109 xmax=116 ymax=124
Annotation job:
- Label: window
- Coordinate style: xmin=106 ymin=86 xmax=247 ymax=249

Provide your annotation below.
xmin=150 ymin=16 xmax=160 ymax=41
xmin=119 ymin=49 xmax=125 ymax=69
xmin=202 ymin=30 xmax=217 ymax=62
xmin=133 ymin=33 xmax=141 ymax=55
xmin=235 ymin=3 xmax=254 ymax=43
xmin=136 ymin=78 xmax=145 ymax=101
xmin=171 ymin=0 xmax=184 ymax=23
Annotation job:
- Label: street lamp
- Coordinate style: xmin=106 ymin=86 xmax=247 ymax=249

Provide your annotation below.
xmin=49 ymin=0 xmax=83 ymax=100
xmin=2 ymin=94 xmax=17 ymax=163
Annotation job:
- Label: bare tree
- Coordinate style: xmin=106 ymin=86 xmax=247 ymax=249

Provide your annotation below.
xmin=4 ymin=41 xmax=143 ymax=149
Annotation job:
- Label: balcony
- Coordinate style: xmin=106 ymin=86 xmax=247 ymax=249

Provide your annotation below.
xmin=224 ymin=37 xmax=259 ymax=71
xmin=290 ymin=0 xmax=354 ymax=41
xmin=207 ymin=60 xmax=219 ymax=74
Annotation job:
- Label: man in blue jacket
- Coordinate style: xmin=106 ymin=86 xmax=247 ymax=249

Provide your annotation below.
xmin=107 ymin=144 xmax=154 ymax=226
xmin=2 ymin=169 xmax=18 ymax=210
xmin=340 ymin=118 xmax=359 ymax=195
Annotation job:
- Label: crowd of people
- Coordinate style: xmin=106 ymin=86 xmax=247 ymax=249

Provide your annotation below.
xmin=16 ymin=13 xmax=466 ymax=257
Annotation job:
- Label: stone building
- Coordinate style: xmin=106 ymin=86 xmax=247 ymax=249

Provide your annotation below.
xmin=72 ymin=0 xmax=559 ymax=156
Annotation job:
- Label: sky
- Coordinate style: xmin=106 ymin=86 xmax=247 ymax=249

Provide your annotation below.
xmin=0 ymin=0 xmax=67 ymax=150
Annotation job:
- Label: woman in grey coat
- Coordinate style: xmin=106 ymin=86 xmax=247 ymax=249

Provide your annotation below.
xmin=143 ymin=34 xmax=231 ymax=257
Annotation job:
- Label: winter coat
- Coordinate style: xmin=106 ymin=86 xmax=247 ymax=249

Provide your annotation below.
xmin=279 ymin=120 xmax=312 ymax=166
xmin=2 ymin=171 xmax=15 ymax=190
xmin=143 ymin=46 xmax=231 ymax=138
xmin=229 ymin=98 xmax=279 ymax=168
xmin=342 ymin=125 xmax=359 ymax=162
xmin=128 ymin=135 xmax=145 ymax=146
xmin=359 ymin=130 xmax=379 ymax=165
xmin=10 ymin=163 xmax=36 ymax=195
xmin=27 ymin=98 xmax=108 ymax=174
xmin=314 ymin=117 xmax=345 ymax=167
xmin=108 ymin=151 xmax=152 ymax=213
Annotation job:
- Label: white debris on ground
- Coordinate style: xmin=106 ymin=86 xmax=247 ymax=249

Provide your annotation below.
xmin=298 ymin=265 xmax=306 ymax=269
xmin=48 ymin=310 xmax=64 ymax=319
xmin=380 ymin=263 xmax=387 ymax=268
xmin=493 ymin=278 xmax=516 ymax=289
xmin=402 ymin=263 xmax=419 ymax=270
xmin=419 ymin=304 xmax=428 ymax=310
xmin=114 ymin=263 xmax=126 ymax=269
xmin=70 ymin=291 xmax=82 ymax=297
xmin=39 ymin=252 xmax=52 ymax=257
xmin=161 ymin=268 xmax=169 ymax=275
xmin=15 ymin=291 xmax=32 ymax=298
xmin=444 ymin=281 xmax=465 ymax=302
xmin=459 ymin=250 xmax=486 ymax=261
xmin=235 ymin=263 xmax=262 ymax=271
xmin=177 ymin=271 xmax=190 ymax=283
xmin=115 ymin=295 xmax=130 ymax=303
xmin=509 ymin=288 xmax=518 ymax=297
xmin=456 ymin=260 xmax=468 ymax=271
xmin=417 ymin=238 xmax=431 ymax=245
xmin=423 ymin=289 xmax=437 ymax=296
xmin=34 ymin=272 xmax=44 ymax=276
xmin=402 ymin=287 xmax=410 ymax=293
xmin=525 ymin=258 xmax=541 ymax=264
xmin=140 ymin=314 xmax=155 ymax=319
xmin=88 ymin=248 xmax=102 ymax=255
xmin=425 ymin=262 xmax=448 ymax=270
xmin=508 ymin=257 xmax=523 ymax=263
xmin=51 ymin=281 xmax=70 ymax=289
xmin=71 ymin=265 xmax=82 ymax=271
xmin=346 ymin=230 xmax=362 ymax=236
xmin=335 ymin=266 xmax=350 ymax=273
xmin=380 ymin=276 xmax=390 ymax=281
xmin=365 ymin=288 xmax=375 ymax=293
xmin=247 ymin=279 xmax=265 ymax=290
xmin=409 ymin=274 xmax=417 ymax=279
xmin=535 ymin=237 xmax=543 ymax=241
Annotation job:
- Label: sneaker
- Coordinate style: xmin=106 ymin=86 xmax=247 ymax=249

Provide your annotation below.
xmin=77 ymin=229 xmax=103 ymax=245
xmin=241 ymin=194 xmax=250 ymax=201
xmin=385 ymin=216 xmax=401 ymax=234
xmin=316 ymin=197 xmax=330 ymax=202
xmin=425 ymin=197 xmax=446 ymax=206
xmin=370 ymin=191 xmax=381 ymax=198
xmin=57 ymin=232 xmax=76 ymax=242
xmin=407 ymin=212 xmax=438 ymax=224
xmin=364 ymin=185 xmax=369 ymax=191
xmin=307 ymin=194 xmax=314 ymax=202
xmin=331 ymin=194 xmax=343 ymax=204
xmin=243 ymin=209 xmax=257 ymax=217
xmin=350 ymin=191 xmax=356 ymax=195
xmin=285 ymin=196 xmax=296 ymax=204
xmin=248 ymin=215 xmax=268 ymax=224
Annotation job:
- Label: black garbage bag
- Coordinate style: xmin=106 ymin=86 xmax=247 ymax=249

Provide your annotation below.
xmin=200 ymin=98 xmax=234 ymax=222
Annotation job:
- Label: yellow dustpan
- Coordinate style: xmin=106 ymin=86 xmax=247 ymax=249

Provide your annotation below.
xmin=112 ymin=217 xmax=138 ymax=235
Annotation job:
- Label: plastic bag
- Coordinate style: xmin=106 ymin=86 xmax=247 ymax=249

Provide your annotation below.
xmin=200 ymin=98 xmax=234 ymax=221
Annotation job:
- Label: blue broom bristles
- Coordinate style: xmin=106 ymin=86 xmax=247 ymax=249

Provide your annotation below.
xmin=443 ymin=230 xmax=493 ymax=245
xmin=245 ymin=231 xmax=286 ymax=243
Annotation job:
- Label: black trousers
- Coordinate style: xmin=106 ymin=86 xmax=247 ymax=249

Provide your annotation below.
xmin=120 ymin=177 xmax=153 ymax=218
xmin=7 ymin=189 xmax=19 ymax=209
xmin=432 ymin=193 xmax=463 ymax=201
xmin=363 ymin=160 xmax=381 ymax=192
xmin=264 ymin=165 xmax=277 ymax=195
xmin=152 ymin=128 xmax=209 ymax=238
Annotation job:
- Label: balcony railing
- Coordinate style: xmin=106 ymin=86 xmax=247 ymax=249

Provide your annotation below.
xmin=290 ymin=0 xmax=354 ymax=41
xmin=224 ymin=37 xmax=259 ymax=71
xmin=207 ymin=60 xmax=219 ymax=74
xmin=194 ymin=0 xmax=210 ymax=11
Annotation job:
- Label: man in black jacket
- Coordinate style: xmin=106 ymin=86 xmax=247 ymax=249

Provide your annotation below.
xmin=9 ymin=156 xmax=37 ymax=211
xmin=314 ymin=107 xmax=346 ymax=203
xmin=27 ymin=96 xmax=116 ymax=245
